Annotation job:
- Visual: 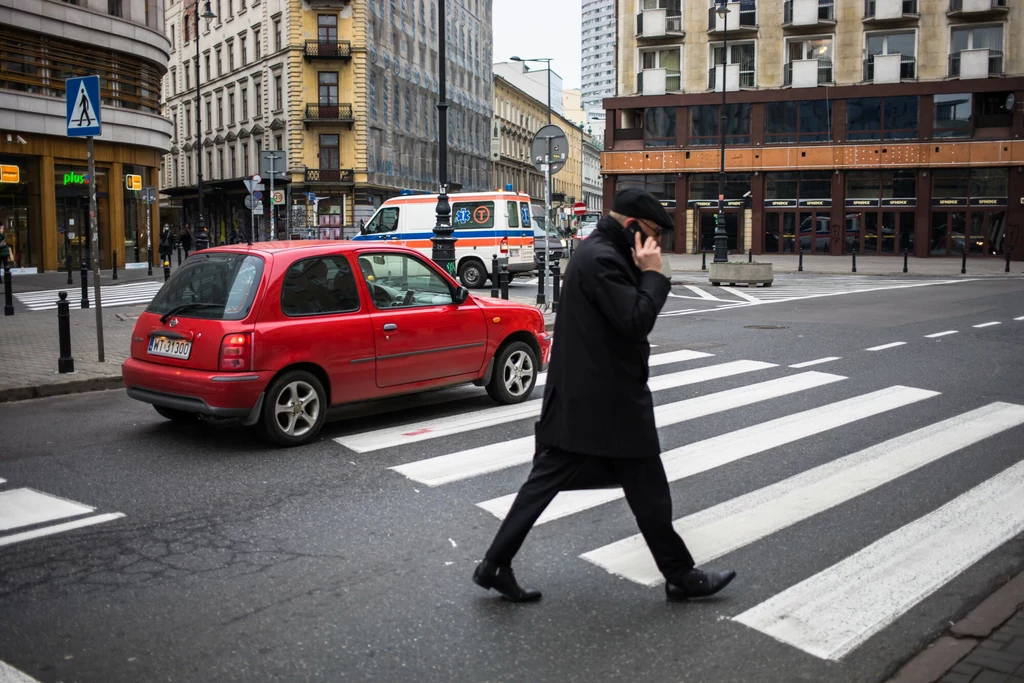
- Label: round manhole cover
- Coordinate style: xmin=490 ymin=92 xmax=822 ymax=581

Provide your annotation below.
xmin=744 ymin=325 xmax=788 ymax=330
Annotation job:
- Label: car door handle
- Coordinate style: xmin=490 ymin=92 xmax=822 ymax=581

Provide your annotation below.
xmin=383 ymin=323 xmax=398 ymax=331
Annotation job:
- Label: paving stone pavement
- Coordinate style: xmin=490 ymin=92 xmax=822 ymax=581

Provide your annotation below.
xmin=941 ymin=609 xmax=1024 ymax=683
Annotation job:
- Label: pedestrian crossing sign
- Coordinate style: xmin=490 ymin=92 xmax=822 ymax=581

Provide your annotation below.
xmin=65 ymin=76 xmax=102 ymax=137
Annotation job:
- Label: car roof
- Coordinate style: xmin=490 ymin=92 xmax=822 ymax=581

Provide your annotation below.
xmin=198 ymin=241 xmax=411 ymax=257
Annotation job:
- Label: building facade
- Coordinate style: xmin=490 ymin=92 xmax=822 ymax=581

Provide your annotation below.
xmin=583 ymin=136 xmax=603 ymax=212
xmin=0 ymin=0 xmax=171 ymax=272
xmin=604 ymin=0 xmax=1024 ymax=260
xmin=161 ymin=0 xmax=493 ymax=241
xmin=581 ymin=0 xmax=616 ymax=139
xmin=494 ymin=61 xmax=563 ymax=116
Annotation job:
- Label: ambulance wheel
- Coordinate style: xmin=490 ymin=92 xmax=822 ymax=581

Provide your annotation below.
xmin=458 ymin=259 xmax=487 ymax=289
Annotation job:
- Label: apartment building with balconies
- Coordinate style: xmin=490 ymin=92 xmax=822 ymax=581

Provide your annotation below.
xmin=608 ymin=0 xmax=1023 ymax=261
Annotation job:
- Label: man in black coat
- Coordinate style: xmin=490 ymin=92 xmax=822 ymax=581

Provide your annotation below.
xmin=473 ymin=189 xmax=736 ymax=603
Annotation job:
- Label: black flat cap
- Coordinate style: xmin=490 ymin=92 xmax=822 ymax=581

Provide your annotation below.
xmin=611 ymin=188 xmax=674 ymax=233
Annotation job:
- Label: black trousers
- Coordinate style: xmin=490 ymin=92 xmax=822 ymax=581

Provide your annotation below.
xmin=484 ymin=446 xmax=696 ymax=582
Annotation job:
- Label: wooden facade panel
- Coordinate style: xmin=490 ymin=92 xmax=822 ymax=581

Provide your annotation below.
xmin=686 ymin=150 xmax=719 ymax=170
xmin=799 ymin=147 xmax=835 ymax=168
xmin=726 ymin=149 xmax=754 ymax=170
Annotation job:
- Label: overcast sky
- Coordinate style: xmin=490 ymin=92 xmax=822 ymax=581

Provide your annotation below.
xmin=492 ymin=0 xmax=582 ymax=90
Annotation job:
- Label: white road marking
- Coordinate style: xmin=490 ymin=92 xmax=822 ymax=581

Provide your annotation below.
xmin=14 ymin=281 xmax=163 ymax=311
xmin=1015 ymin=316 xmax=1024 ymax=321
xmin=973 ymin=322 xmax=1001 ymax=328
xmin=390 ymin=361 xmax=791 ymax=487
xmin=724 ymin=288 xmax=763 ymax=304
xmin=0 ymin=659 xmax=41 ymax=683
xmin=683 ymin=285 xmax=725 ymax=301
xmin=925 ymin=331 xmax=958 ymax=338
xmin=0 ymin=489 xmax=95 ymax=531
xmin=658 ymin=308 xmax=699 ymax=316
xmin=581 ymin=402 xmax=1024 ymax=587
xmin=789 ymin=357 xmax=840 ymax=369
xmin=733 ymin=455 xmax=1024 ymax=661
xmin=337 ymin=350 xmax=713 ymax=452
xmin=0 ymin=513 xmax=125 ymax=548
xmin=865 ymin=342 xmax=906 ymax=351
xmin=478 ymin=386 xmax=938 ymax=523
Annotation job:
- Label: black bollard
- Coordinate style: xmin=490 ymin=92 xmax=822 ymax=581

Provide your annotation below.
xmin=701 ymin=249 xmax=707 ymax=271
xmin=798 ymin=246 xmax=804 ymax=272
xmin=57 ymin=291 xmax=74 ymax=373
xmin=3 ymin=263 xmax=12 ymax=316
xmin=903 ymin=249 xmax=908 ymax=274
xmin=80 ymin=262 xmax=89 ymax=309
xmin=536 ymin=248 xmax=546 ymax=306
xmin=490 ymin=253 xmax=500 ymax=299
xmin=66 ymin=247 xmax=73 ymax=285
xmin=164 ymin=259 xmax=171 ymax=282
xmin=499 ymin=260 xmax=509 ymax=300
xmin=852 ymin=246 xmax=857 ymax=274
xmin=961 ymin=245 xmax=967 ymax=275
xmin=1005 ymin=248 xmax=1011 ymax=274
xmin=551 ymin=258 xmax=561 ymax=313
xmin=147 ymin=245 xmax=153 ymax=276
xmin=177 ymin=245 xmax=183 ymax=267
xmin=112 ymin=250 xmax=118 ymax=280
xmin=748 ymin=249 xmax=753 ymax=263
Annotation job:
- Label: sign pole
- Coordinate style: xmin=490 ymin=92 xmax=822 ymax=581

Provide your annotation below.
xmin=145 ymin=198 xmax=152 ymax=273
xmin=269 ymin=154 xmax=276 ymax=240
xmin=87 ymin=135 xmax=104 ymax=362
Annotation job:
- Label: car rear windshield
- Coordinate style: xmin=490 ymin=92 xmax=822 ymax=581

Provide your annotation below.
xmin=147 ymin=253 xmax=265 ymax=321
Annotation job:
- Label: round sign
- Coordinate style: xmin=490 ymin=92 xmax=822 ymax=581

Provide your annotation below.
xmin=252 ymin=174 xmax=262 ymax=184
xmin=473 ymin=206 xmax=491 ymax=224
xmin=244 ymin=195 xmax=254 ymax=210
xmin=530 ymin=124 xmax=569 ymax=176
xmin=253 ymin=190 xmax=263 ymax=201
xmin=573 ymin=202 xmax=587 ymax=215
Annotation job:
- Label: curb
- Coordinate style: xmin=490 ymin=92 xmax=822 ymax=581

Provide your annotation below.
xmin=886 ymin=572 xmax=1024 ymax=683
xmin=0 ymin=375 xmax=123 ymax=404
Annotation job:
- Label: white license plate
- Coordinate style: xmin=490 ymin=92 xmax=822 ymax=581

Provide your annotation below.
xmin=148 ymin=336 xmax=192 ymax=359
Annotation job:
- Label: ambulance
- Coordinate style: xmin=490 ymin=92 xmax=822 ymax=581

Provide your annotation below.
xmin=353 ymin=190 xmax=536 ymax=289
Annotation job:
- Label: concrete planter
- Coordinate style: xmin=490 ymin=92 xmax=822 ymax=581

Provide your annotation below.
xmin=708 ymin=261 xmax=774 ymax=287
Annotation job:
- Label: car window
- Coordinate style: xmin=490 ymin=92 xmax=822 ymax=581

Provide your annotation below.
xmin=358 ymin=253 xmax=454 ymax=309
xmin=507 ymin=201 xmax=519 ymax=228
xmin=280 ymin=256 xmax=360 ymax=316
xmin=452 ymin=201 xmax=494 ymax=230
xmin=520 ymin=203 xmax=532 ymax=227
xmin=147 ymin=253 xmax=264 ymax=321
xmin=365 ymin=207 xmax=399 ymax=234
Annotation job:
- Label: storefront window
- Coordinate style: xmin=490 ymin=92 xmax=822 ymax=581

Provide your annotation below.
xmin=644 ymin=107 xmax=676 ymax=147
xmin=0 ymin=155 xmax=41 ymax=270
xmin=847 ymin=96 xmax=919 ymax=141
xmin=846 ymin=171 xmax=916 ymax=200
xmin=689 ymin=173 xmax=752 ymax=201
xmin=934 ymin=94 xmax=972 ymax=139
xmin=765 ymin=100 xmax=832 ymax=144
xmin=55 ymin=164 xmax=109 ymax=269
xmin=123 ymin=164 xmax=147 ymax=263
xmin=690 ymin=104 xmax=752 ymax=147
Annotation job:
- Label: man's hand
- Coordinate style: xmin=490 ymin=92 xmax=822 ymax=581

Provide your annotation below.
xmin=632 ymin=231 xmax=663 ymax=273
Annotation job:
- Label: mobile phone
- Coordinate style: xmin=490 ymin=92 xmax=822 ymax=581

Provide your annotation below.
xmin=625 ymin=224 xmax=641 ymax=246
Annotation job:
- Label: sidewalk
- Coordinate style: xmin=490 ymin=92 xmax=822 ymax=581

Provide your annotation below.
xmin=667 ymin=253 xmax=1022 ymax=278
xmin=889 ymin=573 xmax=1024 ymax=683
xmin=5 ymin=261 xmax=181 ymax=294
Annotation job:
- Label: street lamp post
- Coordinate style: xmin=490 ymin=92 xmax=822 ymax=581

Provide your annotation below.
xmin=194 ymin=0 xmax=216 ymax=250
xmin=714 ymin=0 xmax=730 ymax=263
xmin=431 ymin=0 xmax=455 ymax=277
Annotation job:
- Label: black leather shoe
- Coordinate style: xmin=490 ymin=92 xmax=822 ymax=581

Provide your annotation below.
xmin=665 ymin=568 xmax=736 ymax=601
xmin=473 ymin=560 xmax=542 ymax=602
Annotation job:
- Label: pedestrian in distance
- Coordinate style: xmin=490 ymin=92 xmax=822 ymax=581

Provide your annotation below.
xmin=473 ymin=188 xmax=736 ymax=603
xmin=158 ymin=226 xmax=173 ymax=266
xmin=0 ymin=225 xmax=9 ymax=282
xmin=182 ymin=226 xmax=192 ymax=258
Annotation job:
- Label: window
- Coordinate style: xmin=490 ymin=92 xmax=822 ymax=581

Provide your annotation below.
xmin=170 ymin=24 xmax=176 ymax=51
xmin=274 ymin=134 xmax=282 ymax=150
xmin=319 ymin=134 xmax=339 ymax=169
xmin=846 ymin=96 xmax=918 ymax=141
xmin=186 ymin=156 xmax=192 ymax=184
xmin=846 ymin=170 xmax=916 ymax=200
xmin=934 ymin=94 xmax=972 ymax=138
xmin=642 ymin=0 xmax=682 ymax=31
xmin=240 ymin=35 xmax=247 ymax=65
xmin=519 ymin=203 xmax=532 ymax=227
xmin=974 ymin=91 xmax=1013 ymax=129
xmin=170 ymin=68 xmax=177 ymax=95
xmin=274 ymin=74 xmax=282 ymax=111
xmin=766 ymin=172 xmax=832 ymax=200
xmin=108 ymin=0 xmax=122 ymax=17
xmin=644 ymin=107 xmax=676 ymax=147
xmin=690 ymin=103 xmax=752 ymax=146
xmin=281 ymin=256 xmax=359 ymax=316
xmin=506 ymin=201 xmax=519 ymax=228
xmin=226 ymin=0 xmax=232 ymax=17
xmin=950 ymin=26 xmax=1003 ymax=77
xmin=184 ymin=19 xmax=190 ymax=42
xmin=228 ymin=93 xmax=235 ymax=124
xmin=216 ymin=48 xmax=223 ymax=76
xmin=216 ymin=96 xmax=223 ymax=128
xmin=318 ymin=72 xmax=338 ymax=104
xmin=205 ymin=100 xmax=212 ymax=132
xmin=241 ymin=142 xmax=249 ymax=175
xmin=359 ymin=254 xmax=454 ymax=310
xmin=687 ymin=173 xmax=752 ymax=200
xmin=365 ymin=207 xmax=399 ymax=234
xmin=785 ymin=37 xmax=833 ymax=85
xmin=765 ymin=101 xmax=832 ymax=144
xmin=227 ymin=42 xmax=234 ymax=71
xmin=147 ymin=254 xmax=264 ymax=321
xmin=639 ymin=48 xmax=681 ymax=91
xmin=452 ymin=201 xmax=495 ymax=229
xmin=865 ymin=31 xmax=916 ymax=80
xmin=173 ymin=113 xmax=178 ymax=141
xmin=185 ymin=106 xmax=191 ymax=137
xmin=229 ymin=146 xmax=236 ymax=177
xmin=254 ymin=28 xmax=261 ymax=59
xmin=274 ymin=18 xmax=283 ymax=51
xmin=217 ymin=149 xmax=224 ymax=178
xmin=241 ymin=87 xmax=248 ymax=120
xmin=712 ymin=42 xmax=756 ymax=88
xmin=254 ymin=81 xmax=262 ymax=116
xmin=205 ymin=54 xmax=211 ymax=81
xmin=207 ymin=151 xmax=213 ymax=178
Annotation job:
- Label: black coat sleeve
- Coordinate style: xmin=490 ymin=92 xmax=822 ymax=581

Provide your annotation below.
xmin=584 ymin=253 xmax=671 ymax=342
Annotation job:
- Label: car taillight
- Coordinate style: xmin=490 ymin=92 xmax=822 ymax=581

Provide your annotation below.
xmin=219 ymin=332 xmax=252 ymax=371
xmin=500 ymin=238 xmax=509 ymax=254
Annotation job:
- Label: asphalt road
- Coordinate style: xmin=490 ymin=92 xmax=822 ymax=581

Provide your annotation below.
xmin=1 ymin=276 xmax=1023 ymax=683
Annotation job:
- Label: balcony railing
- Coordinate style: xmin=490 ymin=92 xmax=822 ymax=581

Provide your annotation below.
xmin=863 ymin=54 xmax=917 ymax=81
xmin=864 ymin=0 xmax=918 ymax=17
xmin=783 ymin=0 xmax=835 ymax=24
xmin=636 ymin=10 xmax=682 ymax=36
xmin=303 ymin=40 xmax=353 ymax=60
xmin=949 ymin=0 xmax=1008 ymax=11
xmin=305 ymin=168 xmax=354 ymax=183
xmin=948 ymin=50 xmax=1003 ymax=77
xmin=304 ymin=103 xmax=354 ymax=122
xmin=783 ymin=59 xmax=833 ymax=86
xmin=707 ymin=2 xmax=757 ymax=31
xmin=707 ymin=66 xmax=756 ymax=89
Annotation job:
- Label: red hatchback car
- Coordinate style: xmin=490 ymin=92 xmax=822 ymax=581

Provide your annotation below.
xmin=123 ymin=242 xmax=551 ymax=446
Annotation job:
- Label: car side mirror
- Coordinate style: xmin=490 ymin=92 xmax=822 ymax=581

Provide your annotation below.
xmin=454 ymin=286 xmax=470 ymax=305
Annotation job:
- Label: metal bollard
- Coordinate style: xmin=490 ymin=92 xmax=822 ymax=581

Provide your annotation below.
xmin=551 ymin=258 xmax=561 ymax=313
xmin=701 ymin=249 xmax=707 ymax=272
xmin=66 ymin=248 xmax=73 ymax=285
xmin=112 ymin=250 xmax=118 ymax=280
xmin=164 ymin=259 xmax=171 ymax=282
xmin=536 ymin=249 xmax=546 ymax=306
xmin=490 ymin=253 xmax=500 ymax=299
xmin=499 ymin=261 xmax=510 ymax=300
xmin=903 ymin=249 xmax=909 ymax=274
xmin=961 ymin=245 xmax=967 ymax=275
xmin=798 ymin=246 xmax=804 ymax=272
xmin=852 ymin=246 xmax=857 ymax=274
xmin=80 ymin=262 xmax=89 ymax=309
xmin=748 ymin=249 xmax=753 ymax=264
xmin=1006 ymin=249 xmax=1011 ymax=274
xmin=57 ymin=291 xmax=74 ymax=373
xmin=177 ymin=245 xmax=183 ymax=267
xmin=148 ymin=245 xmax=153 ymax=276
xmin=3 ymin=264 xmax=12 ymax=316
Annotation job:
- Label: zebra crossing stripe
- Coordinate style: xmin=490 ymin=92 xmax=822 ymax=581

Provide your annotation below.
xmin=733 ymin=452 xmax=1024 ymax=661
xmin=392 ymin=371 xmax=843 ymax=487
xmin=338 ymin=350 xmax=713 ymax=453
xmin=15 ymin=282 xmax=162 ymax=311
xmin=477 ymin=385 xmax=939 ymax=524
xmin=0 ymin=488 xmax=96 ymax=531
xmin=581 ymin=402 xmax=1024 ymax=587
xmin=0 ymin=513 xmax=125 ymax=548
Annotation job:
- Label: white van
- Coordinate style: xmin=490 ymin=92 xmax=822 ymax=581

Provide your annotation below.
xmin=353 ymin=191 xmax=536 ymax=289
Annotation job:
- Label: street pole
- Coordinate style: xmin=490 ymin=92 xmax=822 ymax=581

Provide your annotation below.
xmin=87 ymin=135 xmax=104 ymax=362
xmin=430 ymin=0 xmax=455 ymax=277
xmin=269 ymin=153 xmax=277 ymax=240
xmin=145 ymin=198 xmax=152 ymax=275
xmin=195 ymin=3 xmax=207 ymax=249
xmin=714 ymin=0 xmax=730 ymax=264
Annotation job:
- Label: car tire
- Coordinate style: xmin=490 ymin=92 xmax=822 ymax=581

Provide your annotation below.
xmin=458 ymin=259 xmax=487 ymax=289
xmin=154 ymin=405 xmax=198 ymax=422
xmin=486 ymin=341 xmax=538 ymax=405
xmin=262 ymin=370 xmax=327 ymax=447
